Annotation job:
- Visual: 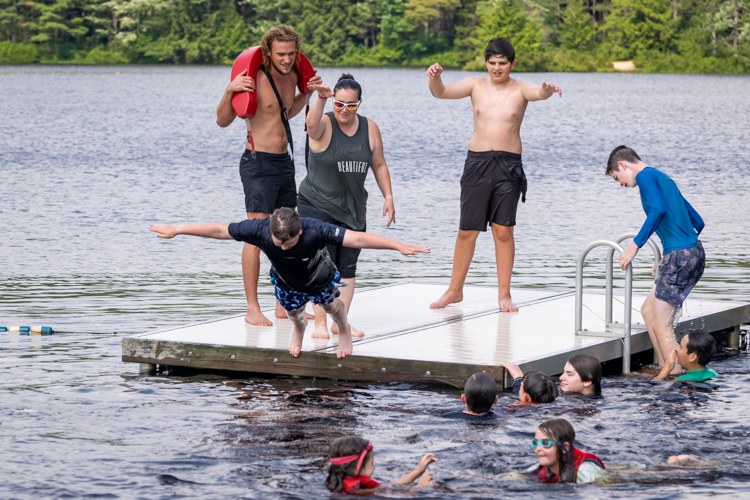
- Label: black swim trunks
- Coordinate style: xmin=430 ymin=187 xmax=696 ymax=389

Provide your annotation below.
xmin=459 ymin=150 xmax=527 ymax=231
xmin=239 ymin=150 xmax=297 ymax=214
xmin=297 ymin=194 xmax=363 ymax=279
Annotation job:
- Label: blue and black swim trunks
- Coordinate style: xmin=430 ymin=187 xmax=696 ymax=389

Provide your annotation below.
xmin=655 ymin=240 xmax=705 ymax=308
xmin=270 ymin=269 xmax=342 ymax=312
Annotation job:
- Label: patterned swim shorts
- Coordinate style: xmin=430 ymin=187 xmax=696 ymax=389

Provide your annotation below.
xmin=655 ymin=241 xmax=705 ymax=308
xmin=270 ymin=270 xmax=342 ymax=312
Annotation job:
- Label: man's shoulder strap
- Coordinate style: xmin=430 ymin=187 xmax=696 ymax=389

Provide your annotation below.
xmin=260 ymin=65 xmax=294 ymax=157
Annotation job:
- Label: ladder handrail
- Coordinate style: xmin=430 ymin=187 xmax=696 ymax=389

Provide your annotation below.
xmin=575 ymin=240 xmax=633 ymax=373
xmin=605 ymin=234 xmax=662 ymax=323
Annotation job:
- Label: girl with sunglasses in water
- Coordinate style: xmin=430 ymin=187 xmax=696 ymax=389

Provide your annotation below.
xmin=325 ymin=436 xmax=438 ymax=493
xmin=528 ymin=418 xmax=605 ymax=484
xmin=300 ymin=74 xmax=397 ymax=341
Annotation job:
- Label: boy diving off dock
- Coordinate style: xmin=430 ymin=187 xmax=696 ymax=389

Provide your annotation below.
xmin=149 ymin=208 xmax=429 ymax=359
xmin=426 ymin=38 xmax=561 ymax=312
xmin=606 ymin=146 xmax=705 ymax=375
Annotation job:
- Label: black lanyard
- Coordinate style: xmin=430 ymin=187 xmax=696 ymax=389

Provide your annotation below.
xmin=260 ymin=65 xmax=294 ymax=160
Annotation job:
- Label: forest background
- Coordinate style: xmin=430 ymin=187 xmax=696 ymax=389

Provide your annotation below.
xmin=1 ymin=0 xmax=748 ymax=72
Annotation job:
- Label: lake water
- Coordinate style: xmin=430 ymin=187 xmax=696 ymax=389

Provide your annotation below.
xmin=1 ymin=66 xmax=749 ymax=498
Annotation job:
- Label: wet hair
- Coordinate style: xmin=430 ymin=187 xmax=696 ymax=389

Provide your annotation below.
xmin=325 ymin=436 xmax=373 ymax=492
xmin=333 ymin=73 xmax=362 ymax=101
xmin=522 ymin=371 xmax=558 ymax=403
xmin=685 ymin=329 xmax=716 ymax=366
xmin=261 ymin=25 xmax=301 ymax=70
xmin=538 ymin=419 xmax=576 ymax=483
xmin=485 ymin=37 xmax=515 ymax=62
xmin=269 ymin=208 xmax=300 ymax=242
xmin=464 ymin=372 xmax=498 ymax=414
xmin=606 ymin=145 xmax=641 ymax=176
xmin=567 ymin=354 xmax=602 ymax=395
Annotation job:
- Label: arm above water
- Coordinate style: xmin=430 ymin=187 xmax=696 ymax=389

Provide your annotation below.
xmin=654 ymin=349 xmax=677 ymax=380
xmin=684 ymin=198 xmax=705 ymax=235
xmin=149 ymin=223 xmax=232 ymax=240
xmin=342 ymin=231 xmax=430 ymax=256
xmin=393 ymin=454 xmax=438 ymax=485
xmin=521 ymin=81 xmax=562 ymax=102
xmin=217 ymin=70 xmax=254 ymax=127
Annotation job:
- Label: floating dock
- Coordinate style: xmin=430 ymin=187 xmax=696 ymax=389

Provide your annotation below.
xmin=122 ymin=283 xmax=749 ymax=387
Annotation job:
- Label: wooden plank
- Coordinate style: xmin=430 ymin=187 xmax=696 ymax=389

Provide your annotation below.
xmin=122 ymin=337 xmax=507 ymax=389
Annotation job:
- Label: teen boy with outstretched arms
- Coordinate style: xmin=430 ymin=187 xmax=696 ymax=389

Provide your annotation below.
xmin=606 ymin=146 xmax=705 ymax=375
xmin=426 ymin=38 xmax=561 ymax=313
xmin=149 ymin=209 xmax=429 ymax=359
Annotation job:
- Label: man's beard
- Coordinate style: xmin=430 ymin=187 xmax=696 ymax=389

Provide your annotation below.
xmin=272 ymin=60 xmax=294 ymax=75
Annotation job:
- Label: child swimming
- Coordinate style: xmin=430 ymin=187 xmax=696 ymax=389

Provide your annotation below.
xmin=325 ymin=436 xmax=438 ymax=494
xmin=440 ymin=372 xmax=498 ymax=419
xmin=528 ymin=418 xmax=605 ymax=484
xmin=500 ymin=363 xmax=558 ymax=403
xmin=654 ymin=329 xmax=718 ymax=382
xmin=559 ymin=354 xmax=602 ymax=396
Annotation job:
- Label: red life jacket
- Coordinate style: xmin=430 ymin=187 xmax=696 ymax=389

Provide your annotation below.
xmin=230 ymin=46 xmax=316 ymax=119
xmin=342 ymin=476 xmax=380 ymax=493
xmin=537 ymin=447 xmax=605 ymax=483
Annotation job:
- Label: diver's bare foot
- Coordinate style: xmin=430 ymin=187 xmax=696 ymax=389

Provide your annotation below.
xmin=311 ymin=322 xmax=330 ymax=339
xmin=499 ymin=296 xmax=518 ymax=312
xmin=337 ymin=330 xmax=353 ymax=359
xmin=331 ymin=323 xmax=365 ymax=337
xmin=430 ymin=289 xmax=463 ymax=309
xmin=289 ymin=320 xmax=307 ymax=357
xmin=245 ymin=306 xmax=273 ymax=326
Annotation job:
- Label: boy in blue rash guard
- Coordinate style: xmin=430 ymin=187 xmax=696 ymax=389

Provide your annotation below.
xmin=149 ymin=208 xmax=430 ymax=359
xmin=606 ymin=146 xmax=705 ymax=375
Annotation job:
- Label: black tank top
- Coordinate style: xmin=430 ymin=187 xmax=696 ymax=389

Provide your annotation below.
xmin=298 ymin=112 xmax=372 ymax=231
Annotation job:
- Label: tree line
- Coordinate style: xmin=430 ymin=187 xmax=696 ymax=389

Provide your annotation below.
xmin=1 ymin=0 xmax=748 ymax=72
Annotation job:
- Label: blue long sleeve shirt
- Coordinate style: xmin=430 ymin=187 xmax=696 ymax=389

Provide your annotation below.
xmin=634 ymin=168 xmax=704 ymax=254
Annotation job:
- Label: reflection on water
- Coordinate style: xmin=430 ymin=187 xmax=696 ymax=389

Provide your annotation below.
xmin=1 ymin=66 xmax=749 ymax=498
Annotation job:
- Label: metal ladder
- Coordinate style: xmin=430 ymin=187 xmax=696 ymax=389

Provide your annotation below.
xmin=575 ymin=233 xmax=662 ymax=372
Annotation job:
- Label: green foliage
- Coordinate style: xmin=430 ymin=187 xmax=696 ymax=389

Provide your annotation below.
xmin=0 ymin=40 xmax=40 ymax=62
xmin=466 ymin=0 xmax=544 ymax=71
xmin=0 ymin=0 xmax=747 ymax=72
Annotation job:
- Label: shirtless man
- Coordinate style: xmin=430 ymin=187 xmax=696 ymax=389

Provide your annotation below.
xmin=426 ymin=37 xmax=561 ymax=312
xmin=216 ymin=25 xmax=322 ymax=325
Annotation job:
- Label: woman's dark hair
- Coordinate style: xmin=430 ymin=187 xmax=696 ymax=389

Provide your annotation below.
xmin=685 ymin=329 xmax=716 ymax=366
xmin=325 ymin=436 xmax=372 ymax=492
xmin=522 ymin=371 xmax=558 ymax=403
xmin=269 ymin=207 xmax=300 ymax=242
xmin=485 ymin=37 xmax=515 ymax=62
xmin=567 ymin=354 xmax=602 ymax=395
xmin=538 ymin=419 xmax=576 ymax=483
xmin=333 ymin=73 xmax=362 ymax=100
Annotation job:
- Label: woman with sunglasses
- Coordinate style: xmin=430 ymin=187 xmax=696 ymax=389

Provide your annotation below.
xmin=300 ymin=74 xmax=396 ymax=339
xmin=528 ymin=419 xmax=605 ymax=484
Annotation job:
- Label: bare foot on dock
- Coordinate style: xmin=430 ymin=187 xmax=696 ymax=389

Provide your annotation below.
xmin=331 ymin=323 xmax=365 ymax=337
xmin=289 ymin=319 xmax=307 ymax=357
xmin=311 ymin=322 xmax=330 ymax=339
xmin=246 ymin=306 xmax=273 ymax=326
xmin=499 ymin=296 xmax=518 ymax=312
xmin=337 ymin=329 xmax=353 ymax=359
xmin=430 ymin=289 xmax=463 ymax=309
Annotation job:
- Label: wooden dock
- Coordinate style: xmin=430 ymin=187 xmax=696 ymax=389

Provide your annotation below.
xmin=122 ymin=284 xmax=750 ymax=388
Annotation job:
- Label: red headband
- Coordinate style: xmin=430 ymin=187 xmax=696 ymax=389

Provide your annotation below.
xmin=330 ymin=442 xmax=373 ymax=475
